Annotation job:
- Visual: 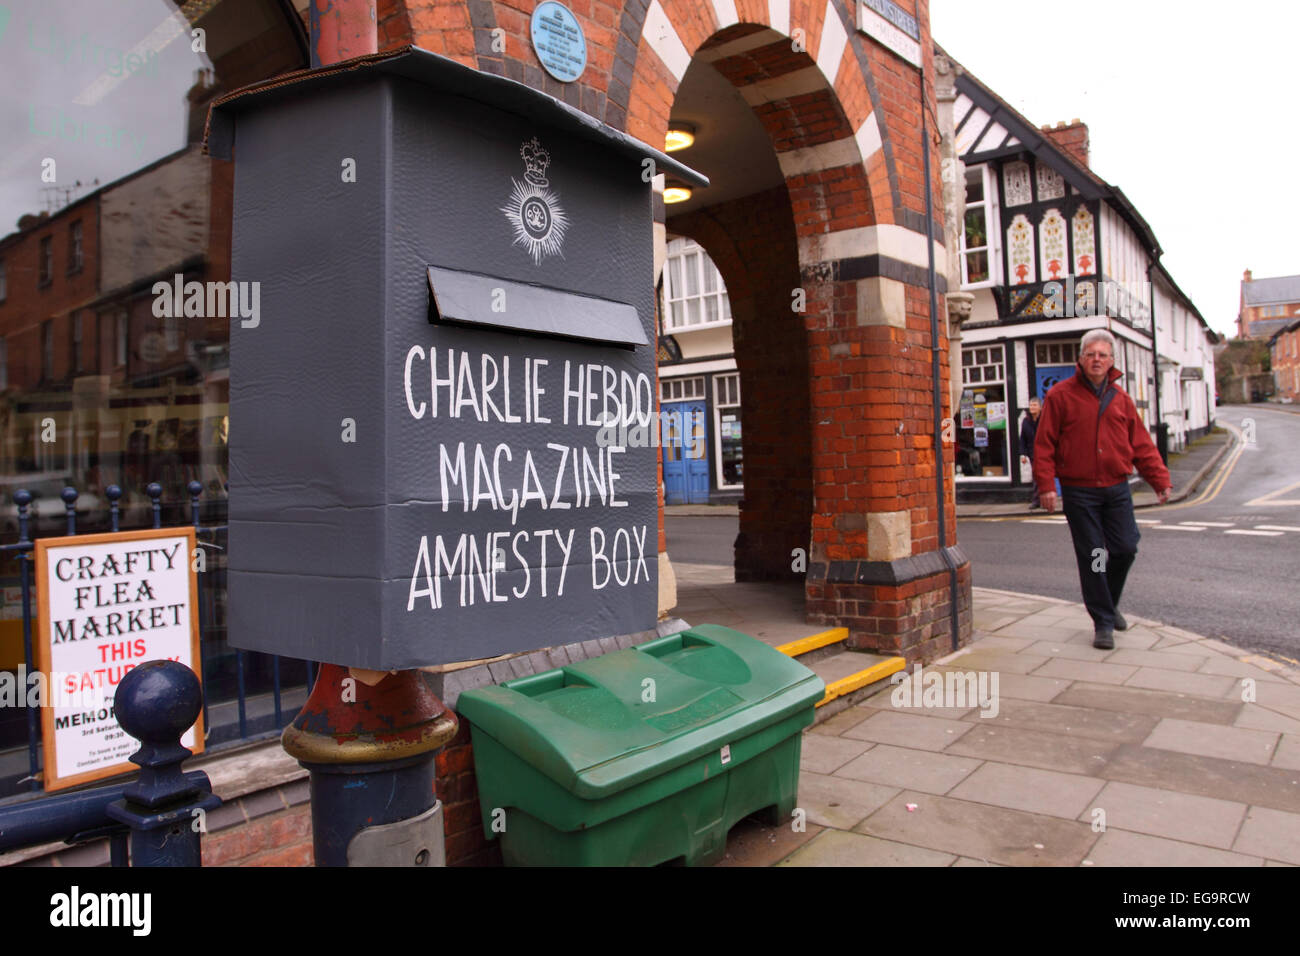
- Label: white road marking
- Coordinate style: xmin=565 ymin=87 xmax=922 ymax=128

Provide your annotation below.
xmin=1025 ymin=518 xmax=1068 ymax=524
xmin=1179 ymin=521 xmax=1234 ymax=527
xmin=1256 ymin=525 xmax=1300 ymax=532
xmin=1135 ymin=519 xmax=1160 ymax=525
xmin=1224 ymin=529 xmax=1284 ymax=536
xmin=1151 ymin=525 xmax=1205 ymax=531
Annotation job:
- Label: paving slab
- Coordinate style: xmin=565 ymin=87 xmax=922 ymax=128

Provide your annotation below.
xmin=1054 ymin=682 xmax=1241 ymax=725
xmin=1232 ymin=806 xmax=1300 ymax=866
xmin=1033 ymin=658 xmax=1140 ymax=685
xmin=956 ymin=669 xmax=1071 ymax=703
xmin=843 ymin=710 xmax=977 ymax=751
xmin=1196 ymin=655 xmax=1291 ymax=682
xmin=858 ymin=692 xmax=976 ymax=722
xmin=809 ymin=706 xmax=873 ymax=736
xmin=855 ymin=791 xmax=1099 ymax=867
xmin=1022 ymin=640 xmax=1115 ymax=663
xmin=1271 ymin=734 xmax=1300 ymax=771
xmin=948 ymin=762 xmax=1105 ymax=819
xmin=834 ymin=743 xmax=983 ymax=795
xmin=1247 ymin=681 xmax=1300 ymax=715
xmin=968 ymin=697 xmax=1159 ymax=745
xmin=1084 ymin=830 xmax=1263 ymax=867
xmin=1064 ymin=627 xmax=1161 ymax=650
xmin=1234 ymin=704 xmax=1300 ymax=735
xmin=800 ymin=733 xmax=875 ymax=774
xmin=1100 ymin=744 xmax=1300 ymax=814
xmin=946 ymin=723 xmax=1119 ymax=775
xmin=1150 ymin=636 xmax=1218 ymax=655
xmin=951 ymin=856 xmax=1003 ymax=866
xmin=966 ymin=634 xmax=1038 ymax=653
xmin=1105 ymin=648 xmax=1205 ymax=672
xmin=1123 ymin=667 xmax=1239 ymax=699
xmin=1083 ymin=781 xmax=1247 ymax=848
xmin=1141 ymin=717 xmax=1279 ymax=766
xmin=794 ymin=771 xmax=900 ymax=830
xmin=778 ymin=829 xmax=957 ymax=867
xmin=942 ymin=649 xmax=1049 ymax=675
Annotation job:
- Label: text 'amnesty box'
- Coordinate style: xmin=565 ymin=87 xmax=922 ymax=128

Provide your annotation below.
xmin=206 ymin=48 xmax=705 ymax=669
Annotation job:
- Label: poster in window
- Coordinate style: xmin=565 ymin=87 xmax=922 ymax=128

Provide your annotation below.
xmin=34 ymin=527 xmax=203 ymax=791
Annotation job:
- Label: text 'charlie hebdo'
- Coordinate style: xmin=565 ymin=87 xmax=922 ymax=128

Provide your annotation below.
xmin=402 ymin=345 xmax=653 ymax=611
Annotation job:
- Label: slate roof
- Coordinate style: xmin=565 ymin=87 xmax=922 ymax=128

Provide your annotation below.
xmin=1243 ymin=274 xmax=1300 ymax=305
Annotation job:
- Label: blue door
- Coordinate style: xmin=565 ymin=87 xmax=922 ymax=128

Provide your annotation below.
xmin=1036 ymin=365 xmax=1075 ymax=400
xmin=661 ymin=401 xmax=710 ymax=504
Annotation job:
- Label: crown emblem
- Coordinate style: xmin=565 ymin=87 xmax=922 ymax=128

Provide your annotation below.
xmin=520 ymin=137 xmax=551 ymax=187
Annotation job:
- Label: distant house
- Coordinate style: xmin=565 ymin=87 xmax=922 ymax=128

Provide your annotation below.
xmin=1269 ymin=319 xmax=1300 ymax=401
xmin=1238 ymin=270 xmax=1300 ymax=341
xmin=940 ymin=53 xmax=1217 ymax=502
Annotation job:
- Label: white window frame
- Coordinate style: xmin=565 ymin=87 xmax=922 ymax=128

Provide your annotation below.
xmin=661 ymin=237 xmax=732 ymax=332
xmin=713 ymin=372 xmax=742 ymax=490
xmin=958 ymin=343 xmax=1010 ymax=482
xmin=960 ymin=164 xmax=1001 ymax=289
xmin=659 ymin=375 xmax=705 ymax=402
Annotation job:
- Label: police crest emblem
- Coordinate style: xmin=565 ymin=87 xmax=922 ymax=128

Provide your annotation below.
xmin=501 ymin=137 xmax=569 ymax=265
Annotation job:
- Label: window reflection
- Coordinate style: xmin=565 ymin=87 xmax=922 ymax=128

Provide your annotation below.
xmin=0 ymin=0 xmax=309 ymax=787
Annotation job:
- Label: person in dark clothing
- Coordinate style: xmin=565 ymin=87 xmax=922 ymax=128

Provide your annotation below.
xmin=1019 ymin=396 xmax=1041 ymax=509
xmin=1034 ymin=330 xmax=1171 ymax=650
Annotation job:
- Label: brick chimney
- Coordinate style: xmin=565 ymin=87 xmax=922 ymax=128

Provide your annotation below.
xmin=1243 ymin=268 xmax=1253 ymax=283
xmin=1041 ymin=119 xmax=1089 ymax=169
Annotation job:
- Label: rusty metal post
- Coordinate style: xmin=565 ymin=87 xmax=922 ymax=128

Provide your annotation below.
xmin=309 ymin=0 xmax=378 ymax=69
xmin=282 ymin=665 xmax=457 ymax=866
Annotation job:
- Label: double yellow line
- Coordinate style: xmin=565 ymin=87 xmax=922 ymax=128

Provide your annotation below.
xmin=1158 ymin=422 xmax=1244 ymax=512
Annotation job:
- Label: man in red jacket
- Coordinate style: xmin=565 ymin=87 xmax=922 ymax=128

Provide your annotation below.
xmin=1034 ymin=330 xmax=1171 ymax=649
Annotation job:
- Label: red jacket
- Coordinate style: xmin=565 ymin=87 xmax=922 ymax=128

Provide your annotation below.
xmin=1034 ymin=363 xmax=1170 ymax=495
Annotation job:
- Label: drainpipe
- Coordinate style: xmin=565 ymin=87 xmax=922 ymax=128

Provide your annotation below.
xmin=310 ymin=0 xmax=377 ymax=68
xmin=921 ymin=64 xmax=962 ymax=653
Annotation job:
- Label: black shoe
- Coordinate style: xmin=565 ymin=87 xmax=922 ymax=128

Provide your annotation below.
xmin=1113 ymin=612 xmax=1128 ymax=631
xmin=1093 ymin=628 xmax=1114 ymax=650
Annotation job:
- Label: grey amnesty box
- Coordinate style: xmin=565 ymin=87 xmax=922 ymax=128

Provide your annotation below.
xmin=206 ymin=48 xmax=705 ymax=669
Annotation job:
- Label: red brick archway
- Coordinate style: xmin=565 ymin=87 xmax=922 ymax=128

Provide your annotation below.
xmin=392 ymin=0 xmax=971 ymax=664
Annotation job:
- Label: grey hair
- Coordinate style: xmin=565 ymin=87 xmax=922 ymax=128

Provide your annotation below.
xmin=1080 ymin=329 xmax=1116 ymax=356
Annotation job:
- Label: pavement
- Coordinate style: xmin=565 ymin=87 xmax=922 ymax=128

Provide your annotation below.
xmin=672 ymin=574 xmax=1300 ymax=867
xmin=663 ymin=419 xmax=1300 ymax=866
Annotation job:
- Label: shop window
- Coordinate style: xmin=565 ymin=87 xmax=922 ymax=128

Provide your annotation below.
xmin=714 ymin=373 xmax=742 ymax=488
xmin=662 ymin=237 xmax=731 ymax=331
xmin=958 ymin=344 xmax=1009 ymax=479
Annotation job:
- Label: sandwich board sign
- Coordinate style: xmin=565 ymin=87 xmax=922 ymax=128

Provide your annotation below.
xmin=34 ymin=527 xmax=203 ymax=791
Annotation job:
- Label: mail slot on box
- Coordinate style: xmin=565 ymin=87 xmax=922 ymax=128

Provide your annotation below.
xmin=206 ymin=48 xmax=706 ymax=669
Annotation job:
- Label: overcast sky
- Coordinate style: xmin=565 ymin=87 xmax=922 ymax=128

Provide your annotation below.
xmin=930 ymin=0 xmax=1298 ymax=339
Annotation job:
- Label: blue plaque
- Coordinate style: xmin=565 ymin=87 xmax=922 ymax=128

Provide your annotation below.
xmin=531 ymin=1 xmax=587 ymax=83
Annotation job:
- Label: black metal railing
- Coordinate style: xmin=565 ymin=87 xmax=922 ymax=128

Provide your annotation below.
xmin=0 ymin=481 xmax=309 ymax=798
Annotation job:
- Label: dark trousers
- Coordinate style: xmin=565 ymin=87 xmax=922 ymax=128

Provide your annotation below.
xmin=1060 ymin=481 xmax=1140 ymax=630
